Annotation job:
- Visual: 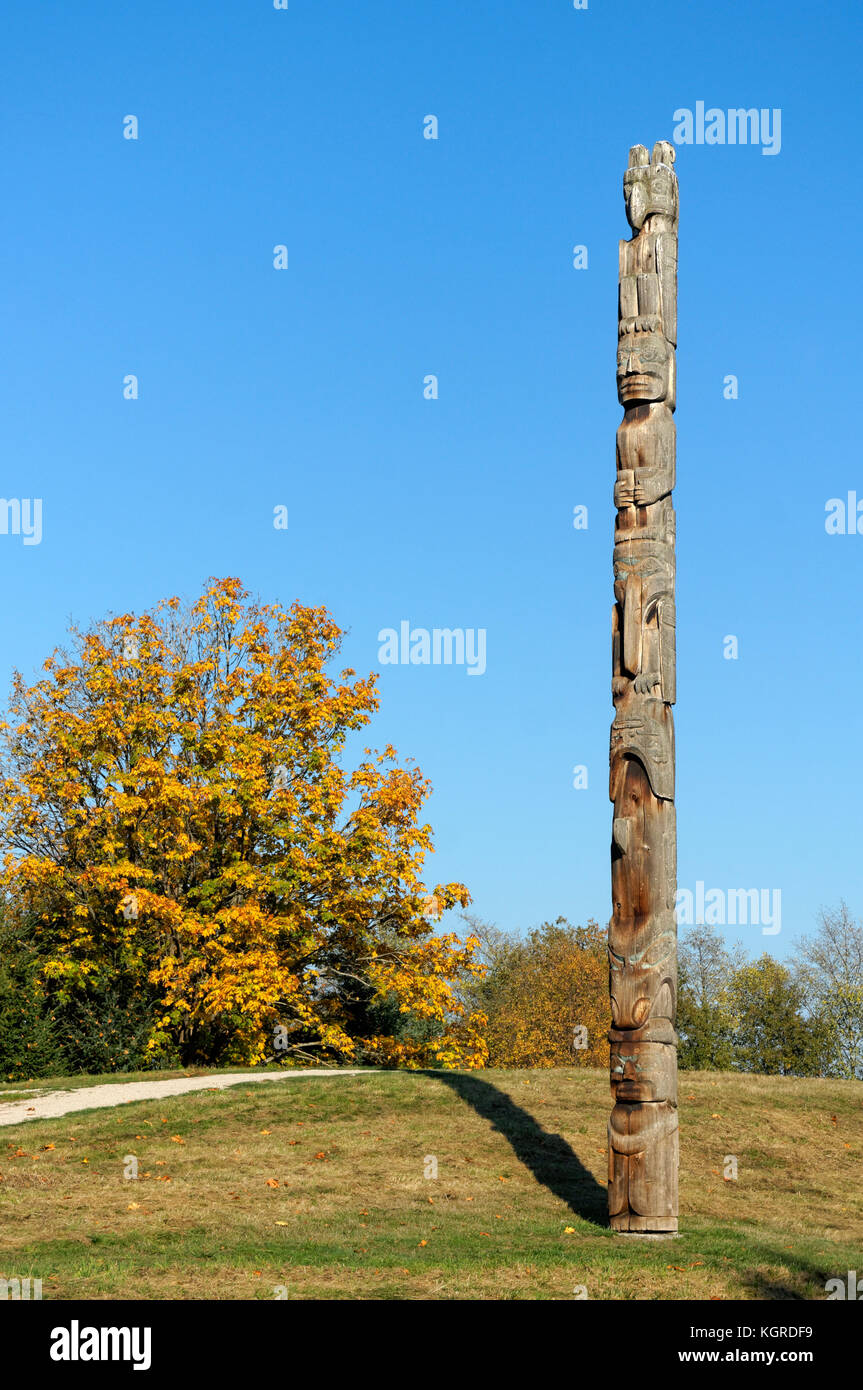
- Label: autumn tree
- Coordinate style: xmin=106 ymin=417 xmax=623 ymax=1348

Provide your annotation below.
xmin=465 ymin=917 xmax=609 ymax=1068
xmin=0 ymin=578 xmax=485 ymax=1070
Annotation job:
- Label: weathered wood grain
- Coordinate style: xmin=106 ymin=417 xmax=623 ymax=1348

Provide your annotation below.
xmin=609 ymin=140 xmax=679 ymax=1233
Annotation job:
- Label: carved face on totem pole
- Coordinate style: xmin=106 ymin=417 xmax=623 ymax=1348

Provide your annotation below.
xmin=608 ymin=752 xmax=676 ymax=1029
xmin=623 ymin=141 xmax=678 ymax=232
xmin=612 ymin=542 xmax=673 ymax=622
xmin=608 ymin=910 xmax=677 ymax=1032
xmin=612 ymin=539 xmax=676 ymax=714
xmin=616 ymin=328 xmax=673 ymax=406
xmin=610 ymin=1038 xmax=677 ymax=1104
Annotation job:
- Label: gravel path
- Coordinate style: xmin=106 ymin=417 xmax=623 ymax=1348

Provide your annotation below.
xmin=0 ymin=1069 xmax=370 ymax=1127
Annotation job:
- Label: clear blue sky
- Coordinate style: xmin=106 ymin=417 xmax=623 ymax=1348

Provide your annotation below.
xmin=0 ymin=1 xmax=858 ymax=959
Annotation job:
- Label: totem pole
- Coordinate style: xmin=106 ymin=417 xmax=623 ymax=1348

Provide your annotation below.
xmin=608 ymin=140 xmax=679 ymax=1233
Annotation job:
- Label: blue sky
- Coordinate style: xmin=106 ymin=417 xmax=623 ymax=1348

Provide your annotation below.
xmin=0 ymin=0 xmax=859 ymax=959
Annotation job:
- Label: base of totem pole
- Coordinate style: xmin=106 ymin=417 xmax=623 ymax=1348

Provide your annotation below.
xmin=613 ymin=1231 xmax=680 ymax=1240
xmin=611 ymin=1215 xmax=679 ymax=1236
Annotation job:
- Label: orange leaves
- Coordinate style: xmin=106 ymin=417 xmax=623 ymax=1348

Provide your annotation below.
xmin=265 ymin=1179 xmax=280 ymax=1189
xmin=0 ymin=577 xmax=482 ymax=1070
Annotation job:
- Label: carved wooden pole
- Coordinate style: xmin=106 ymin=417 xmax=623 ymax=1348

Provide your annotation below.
xmin=608 ymin=140 xmax=679 ymax=1233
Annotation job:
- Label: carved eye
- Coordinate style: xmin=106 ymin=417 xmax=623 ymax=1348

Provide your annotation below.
xmin=632 ymin=998 xmax=651 ymax=1026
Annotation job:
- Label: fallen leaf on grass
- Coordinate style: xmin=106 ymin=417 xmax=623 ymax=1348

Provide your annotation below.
xmin=266 ymin=1179 xmax=280 ymax=1189
xmin=563 ymin=1226 xmax=576 ymax=1234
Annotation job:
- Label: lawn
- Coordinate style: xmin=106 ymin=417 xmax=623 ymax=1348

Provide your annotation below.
xmin=1 ymin=1068 xmax=860 ymax=1300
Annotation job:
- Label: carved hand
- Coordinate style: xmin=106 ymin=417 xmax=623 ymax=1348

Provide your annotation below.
xmin=614 ymin=473 xmax=636 ymax=507
xmin=632 ymin=471 xmax=670 ymax=504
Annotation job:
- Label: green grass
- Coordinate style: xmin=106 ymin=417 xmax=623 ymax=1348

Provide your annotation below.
xmin=1 ymin=1068 xmax=860 ymax=1299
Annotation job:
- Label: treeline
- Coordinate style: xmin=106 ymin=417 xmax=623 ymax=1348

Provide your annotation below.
xmin=460 ymin=904 xmax=863 ymax=1079
xmin=3 ymin=904 xmax=861 ymax=1080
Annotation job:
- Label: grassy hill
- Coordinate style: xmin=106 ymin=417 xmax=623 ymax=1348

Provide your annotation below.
xmin=1 ymin=1067 xmax=860 ymax=1300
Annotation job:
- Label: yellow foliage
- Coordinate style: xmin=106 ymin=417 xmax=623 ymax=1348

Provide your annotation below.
xmin=0 ymin=578 xmax=484 ymax=1068
xmin=477 ymin=918 xmax=610 ymax=1069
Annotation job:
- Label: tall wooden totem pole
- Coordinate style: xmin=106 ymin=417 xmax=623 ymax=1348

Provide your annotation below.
xmin=608 ymin=140 xmax=679 ymax=1233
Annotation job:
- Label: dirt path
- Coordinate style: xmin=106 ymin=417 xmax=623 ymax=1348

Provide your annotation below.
xmin=0 ymin=1069 xmax=370 ymax=1127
